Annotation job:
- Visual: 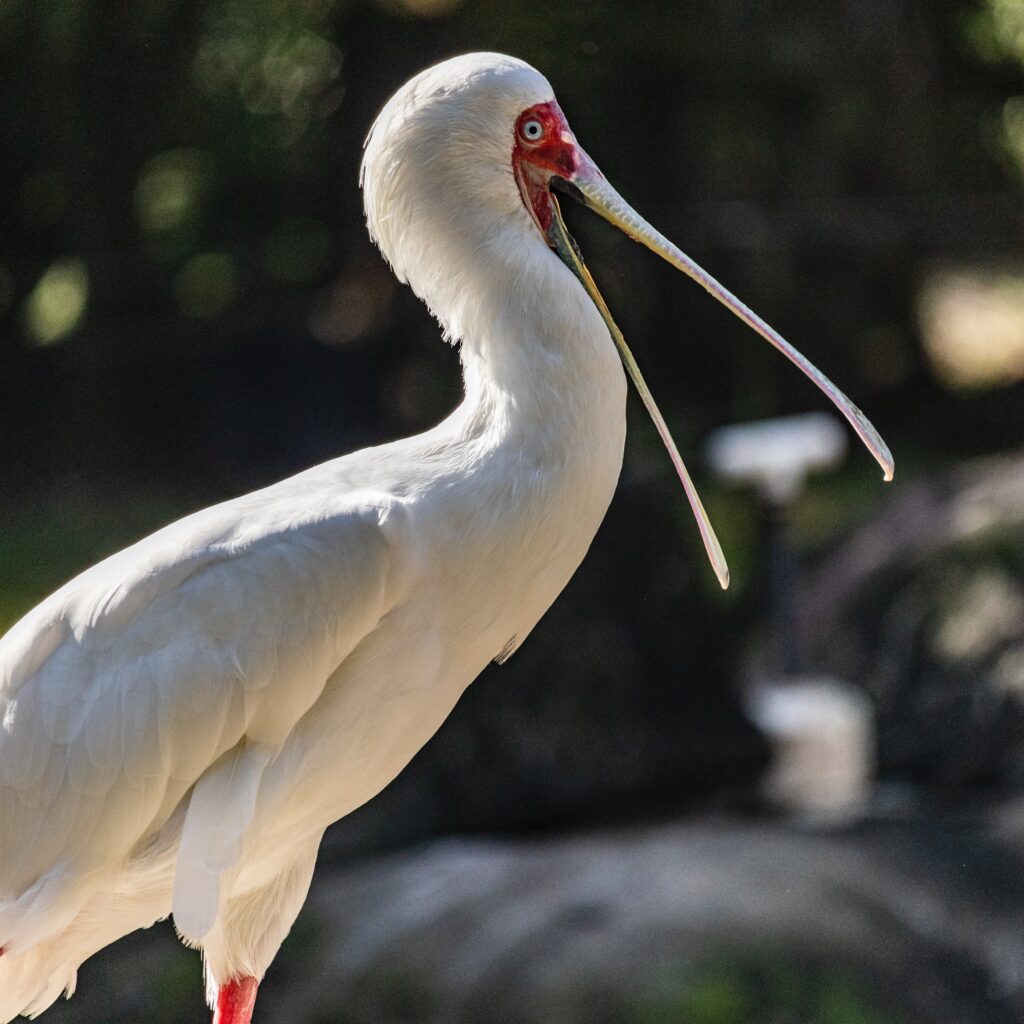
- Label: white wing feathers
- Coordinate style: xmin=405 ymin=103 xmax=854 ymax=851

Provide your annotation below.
xmin=0 ymin=484 xmax=404 ymax=954
xmin=173 ymin=741 xmax=273 ymax=942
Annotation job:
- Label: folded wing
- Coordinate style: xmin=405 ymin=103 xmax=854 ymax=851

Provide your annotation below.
xmin=0 ymin=484 xmax=403 ymax=954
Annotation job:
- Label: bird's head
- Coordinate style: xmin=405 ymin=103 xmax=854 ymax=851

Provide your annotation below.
xmin=362 ymin=53 xmax=893 ymax=588
xmin=361 ymin=54 xmax=559 ymax=293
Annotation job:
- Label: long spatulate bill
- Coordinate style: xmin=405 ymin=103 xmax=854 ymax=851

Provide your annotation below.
xmin=559 ymin=157 xmax=895 ymax=483
xmin=547 ymin=193 xmax=730 ymax=590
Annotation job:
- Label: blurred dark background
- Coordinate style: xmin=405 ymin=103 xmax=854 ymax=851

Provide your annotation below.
xmin=3 ymin=1 xmax=1024 ymax=1022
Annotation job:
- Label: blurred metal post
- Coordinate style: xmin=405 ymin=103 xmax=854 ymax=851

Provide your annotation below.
xmin=707 ymin=413 xmax=878 ymax=819
xmin=767 ymin=501 xmax=800 ymax=675
xmin=705 ymin=411 xmax=847 ymax=674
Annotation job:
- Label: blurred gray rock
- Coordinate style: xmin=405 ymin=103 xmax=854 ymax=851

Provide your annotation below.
xmin=44 ymin=815 xmax=1024 ymax=1024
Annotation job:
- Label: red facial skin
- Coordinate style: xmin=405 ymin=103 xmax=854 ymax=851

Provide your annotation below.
xmin=512 ymin=101 xmax=580 ymax=235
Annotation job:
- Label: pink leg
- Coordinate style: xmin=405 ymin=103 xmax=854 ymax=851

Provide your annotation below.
xmin=212 ymin=976 xmax=259 ymax=1024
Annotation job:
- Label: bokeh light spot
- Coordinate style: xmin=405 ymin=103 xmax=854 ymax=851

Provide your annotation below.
xmin=174 ymin=252 xmax=238 ymax=318
xmin=309 ymin=267 xmax=394 ymax=347
xmin=933 ymin=569 xmax=1024 ymax=663
xmin=985 ymin=0 xmax=1024 ymax=62
xmin=193 ymin=7 xmax=343 ymax=142
xmin=917 ymin=266 xmax=1024 ymax=389
xmin=1002 ymin=95 xmax=1024 ymax=176
xmin=135 ymin=149 xmax=210 ymax=234
xmin=992 ymin=644 xmax=1024 ymax=696
xmin=24 ymin=258 xmax=89 ymax=345
xmin=390 ymin=0 xmax=463 ymax=16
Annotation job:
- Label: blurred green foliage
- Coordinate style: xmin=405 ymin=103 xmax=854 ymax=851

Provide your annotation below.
xmin=0 ymin=491 xmax=189 ymax=631
xmin=639 ymin=959 xmax=900 ymax=1024
xmin=2 ymin=0 xmax=1021 ymax=476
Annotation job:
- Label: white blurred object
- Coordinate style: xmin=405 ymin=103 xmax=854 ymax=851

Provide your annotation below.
xmin=705 ymin=412 xmax=848 ymax=504
xmin=747 ymin=677 xmax=875 ymax=818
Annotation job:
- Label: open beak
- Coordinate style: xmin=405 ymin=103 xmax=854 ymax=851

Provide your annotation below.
xmin=545 ymin=150 xmax=894 ymax=591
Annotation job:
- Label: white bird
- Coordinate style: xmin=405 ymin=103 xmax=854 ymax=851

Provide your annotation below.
xmin=0 ymin=53 xmax=893 ymax=1024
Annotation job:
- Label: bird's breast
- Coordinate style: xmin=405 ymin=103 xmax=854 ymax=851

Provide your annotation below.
xmin=420 ymin=323 xmax=628 ymax=675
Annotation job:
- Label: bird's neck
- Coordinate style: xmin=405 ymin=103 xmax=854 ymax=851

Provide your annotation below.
xmin=436 ymin=227 xmax=626 ymax=455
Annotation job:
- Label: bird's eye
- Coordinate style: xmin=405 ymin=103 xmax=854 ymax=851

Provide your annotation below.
xmin=521 ymin=119 xmax=544 ymax=142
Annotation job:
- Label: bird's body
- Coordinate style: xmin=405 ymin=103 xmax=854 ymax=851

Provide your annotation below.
xmin=0 ymin=52 xmax=890 ymax=1022
xmin=0 ymin=55 xmax=625 ymax=1016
